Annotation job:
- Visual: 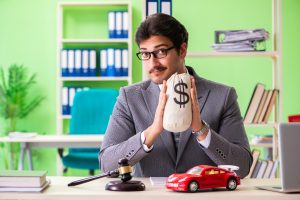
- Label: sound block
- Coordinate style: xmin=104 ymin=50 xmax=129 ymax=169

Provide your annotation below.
xmin=105 ymin=180 xmax=146 ymax=191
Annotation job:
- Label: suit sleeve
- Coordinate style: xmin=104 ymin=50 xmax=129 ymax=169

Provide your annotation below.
xmin=99 ymin=87 xmax=149 ymax=173
xmin=202 ymin=87 xmax=253 ymax=178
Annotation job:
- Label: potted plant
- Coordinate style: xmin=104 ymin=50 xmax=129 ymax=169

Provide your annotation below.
xmin=0 ymin=64 xmax=45 ymax=169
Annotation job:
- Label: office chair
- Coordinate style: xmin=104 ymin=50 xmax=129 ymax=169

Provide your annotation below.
xmin=58 ymin=88 xmax=118 ymax=175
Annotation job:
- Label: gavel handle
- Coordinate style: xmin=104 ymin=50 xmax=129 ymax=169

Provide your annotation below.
xmin=68 ymin=170 xmax=119 ymax=186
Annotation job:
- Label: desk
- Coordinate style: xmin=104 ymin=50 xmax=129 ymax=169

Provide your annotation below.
xmin=0 ymin=177 xmax=299 ymax=200
xmin=0 ymin=135 xmax=104 ymax=171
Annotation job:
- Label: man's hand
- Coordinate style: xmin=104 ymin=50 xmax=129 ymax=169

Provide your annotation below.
xmin=190 ymin=77 xmax=208 ymax=140
xmin=144 ymin=80 xmax=168 ymax=147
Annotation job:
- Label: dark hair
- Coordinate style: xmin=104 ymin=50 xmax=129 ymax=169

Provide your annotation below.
xmin=135 ymin=13 xmax=189 ymax=52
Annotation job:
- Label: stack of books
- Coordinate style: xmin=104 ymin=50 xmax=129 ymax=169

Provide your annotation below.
xmin=212 ymin=29 xmax=269 ymax=52
xmin=246 ymin=149 xmax=278 ymax=179
xmin=0 ymin=170 xmax=50 ymax=192
xmin=244 ymin=83 xmax=278 ymax=124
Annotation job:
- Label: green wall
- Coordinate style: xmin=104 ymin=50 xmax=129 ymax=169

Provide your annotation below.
xmin=0 ymin=0 xmax=300 ymax=175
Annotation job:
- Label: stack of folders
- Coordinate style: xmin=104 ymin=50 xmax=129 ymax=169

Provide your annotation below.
xmin=146 ymin=0 xmax=172 ymax=17
xmin=244 ymin=83 xmax=279 ymax=124
xmin=62 ymin=87 xmax=89 ymax=115
xmin=212 ymin=29 xmax=269 ymax=52
xmin=61 ymin=49 xmax=97 ymax=77
xmin=100 ymin=48 xmax=128 ymax=77
xmin=246 ymin=149 xmax=279 ymax=179
xmin=61 ymin=48 xmax=128 ymax=78
xmin=108 ymin=11 xmax=128 ymax=38
xmin=0 ymin=170 xmax=50 ymax=192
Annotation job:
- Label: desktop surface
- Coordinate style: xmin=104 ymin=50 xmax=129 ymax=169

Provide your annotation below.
xmin=1 ymin=177 xmax=299 ymax=200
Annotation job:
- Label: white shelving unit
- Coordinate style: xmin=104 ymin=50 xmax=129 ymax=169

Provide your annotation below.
xmin=142 ymin=0 xmax=282 ymax=160
xmin=56 ymin=1 xmax=132 ymax=174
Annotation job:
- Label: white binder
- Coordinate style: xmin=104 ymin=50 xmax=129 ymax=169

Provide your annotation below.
xmin=160 ymin=0 xmax=172 ymax=15
xmin=74 ymin=49 xmax=82 ymax=76
xmin=114 ymin=49 xmax=122 ymax=76
xmin=82 ymin=50 xmax=89 ymax=76
xmin=89 ymin=50 xmax=96 ymax=76
xmin=122 ymin=49 xmax=128 ymax=76
xmin=67 ymin=50 xmax=75 ymax=76
xmin=61 ymin=49 xmax=68 ymax=76
xmin=108 ymin=11 xmax=116 ymax=38
xmin=100 ymin=49 xmax=107 ymax=76
xmin=122 ymin=11 xmax=128 ymax=38
xmin=115 ymin=12 xmax=122 ymax=38
xmin=107 ymin=48 xmax=115 ymax=76
xmin=146 ymin=0 xmax=158 ymax=16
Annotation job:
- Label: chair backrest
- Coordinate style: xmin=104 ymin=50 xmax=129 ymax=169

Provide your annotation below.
xmin=70 ymin=88 xmax=118 ymax=135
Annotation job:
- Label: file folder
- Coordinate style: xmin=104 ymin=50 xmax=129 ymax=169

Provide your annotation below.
xmin=82 ymin=50 xmax=89 ymax=77
xmin=146 ymin=0 xmax=159 ymax=17
xmin=121 ymin=49 xmax=128 ymax=77
xmin=68 ymin=87 xmax=76 ymax=114
xmin=74 ymin=49 xmax=82 ymax=76
xmin=115 ymin=11 xmax=122 ymax=38
xmin=100 ymin=49 xmax=107 ymax=77
xmin=89 ymin=50 xmax=96 ymax=76
xmin=114 ymin=49 xmax=122 ymax=76
xmin=160 ymin=0 xmax=172 ymax=16
xmin=107 ymin=48 xmax=115 ymax=76
xmin=61 ymin=49 xmax=68 ymax=77
xmin=122 ymin=11 xmax=129 ymax=38
xmin=62 ymin=87 xmax=69 ymax=115
xmin=108 ymin=11 xmax=116 ymax=38
xmin=67 ymin=50 xmax=75 ymax=76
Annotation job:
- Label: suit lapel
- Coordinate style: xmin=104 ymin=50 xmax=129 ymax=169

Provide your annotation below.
xmin=176 ymin=68 xmax=210 ymax=164
xmin=142 ymin=81 xmax=176 ymax=164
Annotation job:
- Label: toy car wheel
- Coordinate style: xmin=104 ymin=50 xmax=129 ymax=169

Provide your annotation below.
xmin=226 ymin=178 xmax=237 ymax=190
xmin=188 ymin=181 xmax=199 ymax=192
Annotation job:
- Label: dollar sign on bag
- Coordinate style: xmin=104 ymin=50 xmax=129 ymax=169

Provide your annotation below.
xmin=174 ymin=79 xmax=189 ymax=108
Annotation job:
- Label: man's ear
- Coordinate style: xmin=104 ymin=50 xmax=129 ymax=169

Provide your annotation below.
xmin=179 ymin=43 xmax=187 ymax=59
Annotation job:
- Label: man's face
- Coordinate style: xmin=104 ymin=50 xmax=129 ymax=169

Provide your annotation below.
xmin=139 ymin=35 xmax=187 ymax=84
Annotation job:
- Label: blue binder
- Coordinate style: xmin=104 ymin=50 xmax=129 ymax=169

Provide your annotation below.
xmin=115 ymin=11 xmax=122 ymax=38
xmin=62 ymin=87 xmax=69 ymax=115
xmin=108 ymin=11 xmax=116 ymax=38
xmin=122 ymin=11 xmax=129 ymax=38
xmin=82 ymin=49 xmax=89 ymax=77
xmin=67 ymin=49 xmax=75 ymax=77
xmin=160 ymin=0 xmax=172 ymax=16
xmin=121 ymin=49 xmax=128 ymax=77
xmin=100 ymin=49 xmax=108 ymax=77
xmin=107 ymin=48 xmax=115 ymax=76
xmin=146 ymin=0 xmax=159 ymax=17
xmin=89 ymin=49 xmax=96 ymax=76
xmin=114 ymin=49 xmax=122 ymax=76
xmin=61 ymin=49 xmax=68 ymax=77
xmin=74 ymin=49 xmax=82 ymax=77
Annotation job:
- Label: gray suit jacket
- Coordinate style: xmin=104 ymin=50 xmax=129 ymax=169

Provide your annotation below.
xmin=99 ymin=66 xmax=252 ymax=178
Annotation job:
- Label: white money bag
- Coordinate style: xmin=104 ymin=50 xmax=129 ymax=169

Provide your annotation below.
xmin=163 ymin=72 xmax=192 ymax=132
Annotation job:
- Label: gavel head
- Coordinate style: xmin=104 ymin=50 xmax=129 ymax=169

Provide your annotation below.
xmin=118 ymin=158 xmax=132 ymax=182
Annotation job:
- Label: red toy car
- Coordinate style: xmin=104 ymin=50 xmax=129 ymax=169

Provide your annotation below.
xmin=166 ymin=165 xmax=240 ymax=192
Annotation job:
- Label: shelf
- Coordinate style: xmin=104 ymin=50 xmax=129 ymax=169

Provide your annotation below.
xmin=250 ymin=143 xmax=273 ymax=148
xmin=62 ymin=38 xmax=130 ymax=44
xmin=60 ymin=77 xmax=129 ymax=81
xmin=59 ymin=2 xmax=130 ymax=7
xmin=244 ymin=123 xmax=277 ymax=128
xmin=62 ymin=115 xmax=71 ymax=119
xmin=187 ymin=51 xmax=278 ymax=59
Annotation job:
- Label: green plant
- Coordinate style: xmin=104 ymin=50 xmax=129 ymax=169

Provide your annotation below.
xmin=0 ymin=64 xmax=45 ymax=169
xmin=0 ymin=64 xmax=45 ymax=132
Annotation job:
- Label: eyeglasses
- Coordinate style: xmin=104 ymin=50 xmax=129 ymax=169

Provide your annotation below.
xmin=136 ymin=46 xmax=175 ymax=61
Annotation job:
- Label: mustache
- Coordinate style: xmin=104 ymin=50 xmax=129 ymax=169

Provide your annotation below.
xmin=149 ymin=66 xmax=167 ymax=73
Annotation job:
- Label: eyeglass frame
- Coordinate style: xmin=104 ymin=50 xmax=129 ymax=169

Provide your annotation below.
xmin=136 ymin=46 xmax=175 ymax=61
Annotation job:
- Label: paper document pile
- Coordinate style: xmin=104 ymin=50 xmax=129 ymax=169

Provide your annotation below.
xmin=212 ymin=29 xmax=269 ymax=52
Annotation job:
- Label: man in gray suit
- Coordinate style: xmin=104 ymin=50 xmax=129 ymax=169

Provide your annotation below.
xmin=99 ymin=13 xmax=252 ymax=178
